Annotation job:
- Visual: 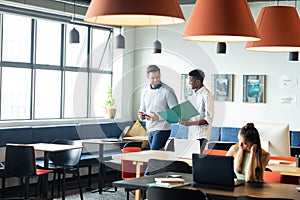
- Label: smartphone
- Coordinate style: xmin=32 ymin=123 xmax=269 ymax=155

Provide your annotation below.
xmin=166 ymin=174 xmax=182 ymax=178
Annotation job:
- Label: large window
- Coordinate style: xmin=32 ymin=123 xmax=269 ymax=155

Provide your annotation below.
xmin=0 ymin=11 xmax=113 ymax=121
xmin=1 ymin=67 xmax=31 ymax=120
xmin=34 ymin=69 xmax=62 ymax=119
xmin=2 ymin=14 xmax=31 ymax=63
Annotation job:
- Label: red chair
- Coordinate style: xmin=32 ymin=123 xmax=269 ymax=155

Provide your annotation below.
xmin=264 ymin=171 xmax=282 ymax=183
xmin=203 ymin=149 xmax=227 ymax=156
xmin=121 ymin=147 xmax=144 ymax=180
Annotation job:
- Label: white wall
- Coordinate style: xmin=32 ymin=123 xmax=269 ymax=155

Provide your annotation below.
xmin=125 ymin=2 xmax=300 ymax=131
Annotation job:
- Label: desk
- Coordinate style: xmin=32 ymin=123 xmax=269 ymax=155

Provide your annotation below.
xmin=112 ymin=150 xmax=192 ymax=200
xmin=268 ymin=162 xmax=300 ymax=177
xmin=81 ymin=139 xmax=126 ymax=194
xmin=112 ymin=150 xmax=192 ymax=166
xmin=113 ymin=172 xmax=300 ymax=200
xmin=123 ymin=136 xmax=148 ymax=141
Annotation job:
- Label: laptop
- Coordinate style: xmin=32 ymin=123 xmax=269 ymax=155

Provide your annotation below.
xmin=101 ymin=126 xmax=131 ymax=142
xmin=192 ymin=154 xmax=244 ymax=190
xmin=119 ymin=125 xmax=131 ymax=141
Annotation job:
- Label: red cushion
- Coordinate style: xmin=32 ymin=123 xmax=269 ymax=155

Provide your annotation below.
xmin=36 ymin=169 xmax=53 ymax=175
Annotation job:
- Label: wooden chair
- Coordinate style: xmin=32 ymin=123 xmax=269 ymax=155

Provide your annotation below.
xmin=5 ymin=145 xmax=53 ymax=200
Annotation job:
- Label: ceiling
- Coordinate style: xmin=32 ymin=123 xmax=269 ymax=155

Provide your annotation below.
xmin=56 ymin=0 xmax=266 ymax=7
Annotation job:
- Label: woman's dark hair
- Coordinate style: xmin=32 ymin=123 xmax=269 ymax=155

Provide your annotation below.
xmin=239 ymin=123 xmax=263 ymax=180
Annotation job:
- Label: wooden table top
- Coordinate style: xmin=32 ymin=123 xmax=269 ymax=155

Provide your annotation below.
xmin=80 ymin=138 xmax=126 ymax=144
xmin=7 ymin=143 xmax=83 ymax=152
xmin=268 ymin=161 xmax=300 ymax=177
xmin=112 ymin=150 xmax=192 ymax=166
xmin=114 ymin=172 xmax=300 ymax=199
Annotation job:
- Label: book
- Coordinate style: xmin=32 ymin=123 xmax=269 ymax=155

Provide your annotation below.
xmin=154 ymin=177 xmax=185 ymax=183
xmin=157 ymin=100 xmax=199 ymax=123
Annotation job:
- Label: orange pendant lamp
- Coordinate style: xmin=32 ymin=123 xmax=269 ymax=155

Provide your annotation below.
xmin=84 ymin=0 xmax=185 ymax=26
xmin=182 ymin=0 xmax=260 ymax=42
xmin=246 ymin=6 xmax=300 ymax=52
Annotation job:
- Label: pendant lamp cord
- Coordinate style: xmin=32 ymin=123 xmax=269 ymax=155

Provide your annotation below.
xmin=72 ymin=0 xmax=75 ymax=24
xmin=295 ymin=0 xmax=297 ymax=8
xmin=156 ymin=26 xmax=159 ymax=40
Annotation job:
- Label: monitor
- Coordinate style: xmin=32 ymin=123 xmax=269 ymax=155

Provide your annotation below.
xmin=254 ymin=122 xmax=290 ymax=158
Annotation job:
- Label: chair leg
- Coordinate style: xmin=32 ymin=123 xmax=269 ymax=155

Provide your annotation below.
xmin=1 ymin=177 xmax=5 ymax=198
xmin=51 ymin=172 xmax=57 ymax=199
xmin=87 ymin=165 xmax=92 ymax=189
xmin=24 ymin=177 xmax=30 ymax=200
xmin=62 ymin=170 xmax=66 ymax=200
xmin=76 ymin=166 xmax=83 ymax=200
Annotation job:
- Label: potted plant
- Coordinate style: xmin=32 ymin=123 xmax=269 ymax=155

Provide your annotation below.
xmin=105 ymin=86 xmax=116 ymax=119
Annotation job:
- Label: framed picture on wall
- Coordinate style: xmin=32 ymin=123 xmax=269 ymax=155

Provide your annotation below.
xmin=211 ymin=74 xmax=234 ymax=101
xmin=181 ymin=74 xmax=192 ymax=100
xmin=243 ymin=75 xmax=266 ymax=103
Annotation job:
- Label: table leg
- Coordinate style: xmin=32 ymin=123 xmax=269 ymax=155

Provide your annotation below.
xmin=133 ymin=161 xmax=144 ymax=200
xmin=98 ymin=144 xmax=105 ymax=194
xmin=41 ymin=152 xmax=50 ymax=198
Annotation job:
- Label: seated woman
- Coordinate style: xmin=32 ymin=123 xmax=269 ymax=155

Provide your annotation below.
xmin=226 ymin=123 xmax=270 ymax=182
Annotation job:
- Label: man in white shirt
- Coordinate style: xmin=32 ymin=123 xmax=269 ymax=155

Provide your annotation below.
xmin=138 ymin=65 xmax=178 ymax=150
xmin=179 ymin=69 xmax=214 ymax=153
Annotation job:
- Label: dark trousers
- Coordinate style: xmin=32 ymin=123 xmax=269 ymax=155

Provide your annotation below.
xmin=198 ymin=138 xmax=208 ymax=154
xmin=148 ymin=130 xmax=171 ymax=150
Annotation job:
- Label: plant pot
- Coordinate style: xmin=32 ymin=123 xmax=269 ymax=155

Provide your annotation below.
xmin=106 ymin=108 xmax=116 ymax=119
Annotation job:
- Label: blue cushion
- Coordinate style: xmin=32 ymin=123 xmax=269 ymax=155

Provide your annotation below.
xmin=170 ymin=124 xmax=188 ymax=139
xmin=32 ymin=124 xmax=80 ymax=143
xmin=210 ymin=127 xmax=221 ymax=142
xmin=291 ymin=131 xmax=300 ymax=146
xmin=220 ymin=127 xmax=239 ymax=142
xmin=0 ymin=126 xmax=33 ymax=146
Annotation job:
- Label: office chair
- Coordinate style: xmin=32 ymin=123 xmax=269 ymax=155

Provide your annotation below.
xmin=146 ymin=159 xmax=192 ymax=175
xmin=49 ymin=139 xmax=83 ymax=200
xmin=147 ymin=186 xmax=206 ymax=200
xmin=263 ymin=171 xmax=282 ymax=183
xmin=5 ymin=145 xmax=53 ymax=200
xmin=122 ymin=141 xmax=143 ymax=149
xmin=121 ymin=147 xmax=144 ymax=200
xmin=237 ymin=195 xmax=293 ymax=200
xmin=203 ymin=149 xmax=227 ymax=156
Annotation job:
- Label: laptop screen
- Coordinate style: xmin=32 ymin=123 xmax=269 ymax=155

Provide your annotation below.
xmin=192 ymin=154 xmax=236 ymax=187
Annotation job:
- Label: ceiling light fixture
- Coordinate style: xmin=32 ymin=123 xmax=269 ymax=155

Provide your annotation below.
xmin=84 ymin=0 xmax=185 ymax=26
xmin=69 ymin=0 xmax=80 ymax=43
xmin=153 ymin=26 xmax=162 ymax=54
xmin=217 ymin=42 xmax=227 ymax=54
xmin=182 ymin=0 xmax=260 ymax=42
xmin=115 ymin=27 xmax=125 ymax=49
xmin=289 ymin=52 xmax=299 ymax=61
xmin=245 ymin=6 xmax=300 ymax=52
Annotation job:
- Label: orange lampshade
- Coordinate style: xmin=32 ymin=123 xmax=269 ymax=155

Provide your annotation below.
xmin=246 ymin=6 xmax=300 ymax=52
xmin=182 ymin=0 xmax=260 ymax=42
xmin=84 ymin=0 xmax=185 ymax=26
